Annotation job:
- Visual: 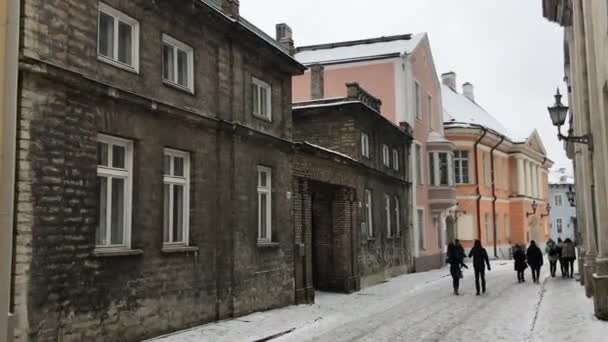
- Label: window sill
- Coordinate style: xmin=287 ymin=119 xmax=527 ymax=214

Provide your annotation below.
xmin=257 ymin=242 xmax=280 ymax=248
xmin=97 ymin=55 xmax=139 ymax=74
xmin=252 ymin=113 xmax=273 ymax=123
xmin=162 ymin=80 xmax=195 ymax=95
xmin=161 ymin=246 xmax=199 ymax=254
xmin=93 ymin=249 xmax=144 ymax=258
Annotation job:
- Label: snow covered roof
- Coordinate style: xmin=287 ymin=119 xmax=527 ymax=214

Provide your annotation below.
xmin=442 ymin=84 xmax=515 ymax=140
xmin=549 ymin=168 xmax=574 ymax=185
xmin=300 ymin=142 xmax=358 ymax=162
xmin=295 ymin=33 xmax=426 ymax=65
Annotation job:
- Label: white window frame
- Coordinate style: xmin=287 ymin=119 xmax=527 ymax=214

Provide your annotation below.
xmin=97 ymin=3 xmax=140 ymax=73
xmin=365 ymin=189 xmax=373 ymax=238
xmin=392 ymin=148 xmax=399 ymax=171
xmin=554 ymin=194 xmax=563 ymax=207
xmin=163 ymin=148 xmax=191 ymax=247
xmin=162 ymin=34 xmax=195 ymax=93
xmin=394 ymin=196 xmax=400 ymax=237
xmin=252 ymin=77 xmax=272 ymax=121
xmin=96 ymin=134 xmax=133 ymax=250
xmin=361 ymin=133 xmax=370 ymax=158
xmin=429 ymin=152 xmax=453 ymax=187
xmin=417 ymin=208 xmax=425 ymax=250
xmin=257 ymin=166 xmax=272 ymax=243
xmin=454 ymin=150 xmax=470 ymax=184
xmin=384 ymin=194 xmax=392 ymax=237
xmin=382 ymin=144 xmax=390 ymax=167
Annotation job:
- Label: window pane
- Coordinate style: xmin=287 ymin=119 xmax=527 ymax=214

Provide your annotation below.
xmin=260 ymin=193 xmax=268 ymax=239
xmin=173 ymin=185 xmax=184 ymax=242
xmin=177 ymin=49 xmax=189 ymax=87
xmin=259 ymin=171 xmax=267 ymax=187
xmin=163 ymin=183 xmax=170 ymax=242
xmin=162 ymin=44 xmax=174 ymax=81
xmin=429 ymin=154 xmax=435 ymax=185
xmin=253 ymin=84 xmax=259 ymax=115
xmin=260 ymin=87 xmax=267 ymax=116
xmin=97 ymin=176 xmax=108 ymax=245
xmin=117 ymin=21 xmax=132 ymax=65
xmin=99 ymin=12 xmax=114 ymax=58
xmin=163 ymin=155 xmax=171 ymax=175
xmin=110 ymin=178 xmax=125 ymax=245
xmin=97 ymin=142 xmax=109 ymax=166
xmin=174 ymin=157 xmax=184 ymax=177
xmin=439 ymin=153 xmax=449 ymax=185
xmin=112 ymin=145 xmax=125 ymax=169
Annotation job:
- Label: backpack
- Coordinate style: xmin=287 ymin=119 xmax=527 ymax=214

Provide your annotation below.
xmin=548 ymin=246 xmax=558 ymax=256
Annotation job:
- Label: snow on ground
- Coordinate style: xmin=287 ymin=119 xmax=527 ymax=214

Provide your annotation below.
xmin=147 ymin=261 xmax=608 ymax=342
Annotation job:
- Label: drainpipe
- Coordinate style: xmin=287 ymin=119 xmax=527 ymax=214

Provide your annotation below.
xmin=490 ymin=136 xmax=505 ymax=258
xmin=0 ymin=0 xmax=20 ymax=341
xmin=473 ymin=126 xmax=488 ymax=241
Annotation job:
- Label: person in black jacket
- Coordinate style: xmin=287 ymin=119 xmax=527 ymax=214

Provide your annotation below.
xmin=527 ymin=240 xmax=544 ymax=283
xmin=513 ymin=244 xmax=527 ymax=283
xmin=468 ymin=239 xmax=491 ymax=295
xmin=447 ymin=242 xmax=468 ymax=295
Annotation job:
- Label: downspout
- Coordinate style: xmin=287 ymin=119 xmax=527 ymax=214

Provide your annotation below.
xmin=473 ymin=127 xmax=488 ymax=241
xmin=490 ymin=136 xmax=505 ymax=258
xmin=0 ymin=0 xmax=20 ymax=341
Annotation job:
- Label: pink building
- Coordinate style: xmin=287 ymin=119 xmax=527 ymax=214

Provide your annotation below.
xmin=288 ymin=30 xmax=456 ymax=272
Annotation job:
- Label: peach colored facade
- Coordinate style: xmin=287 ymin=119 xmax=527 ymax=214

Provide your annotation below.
xmin=293 ymin=34 xmax=456 ymax=272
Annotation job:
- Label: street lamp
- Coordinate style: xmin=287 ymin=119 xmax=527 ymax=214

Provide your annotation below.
xmin=541 ymin=203 xmax=551 ymax=218
xmin=567 ymin=185 xmax=576 ymax=207
xmin=526 ymin=201 xmax=538 ymax=217
xmin=547 ymin=88 xmax=592 ymax=148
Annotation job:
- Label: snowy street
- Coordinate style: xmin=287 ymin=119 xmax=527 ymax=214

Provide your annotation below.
xmin=149 ymin=261 xmax=607 ymax=342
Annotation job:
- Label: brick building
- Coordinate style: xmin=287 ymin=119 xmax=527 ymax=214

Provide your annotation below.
xmin=11 ymin=1 xmax=305 ymax=341
xmin=292 ymin=81 xmax=413 ymax=302
xmin=441 ymin=72 xmax=552 ymax=257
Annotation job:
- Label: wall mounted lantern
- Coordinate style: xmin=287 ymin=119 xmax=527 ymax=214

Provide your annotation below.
xmin=526 ymin=201 xmax=538 ymax=217
xmin=547 ymin=88 xmax=592 ymax=148
xmin=567 ymin=186 xmax=576 ymax=207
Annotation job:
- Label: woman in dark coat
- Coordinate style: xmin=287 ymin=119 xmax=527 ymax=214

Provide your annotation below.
xmin=561 ymin=238 xmax=577 ymax=278
xmin=447 ymin=242 xmax=468 ymax=295
xmin=513 ymin=244 xmax=527 ymax=283
xmin=526 ymin=240 xmax=544 ymax=283
xmin=468 ymin=240 xmax=491 ymax=295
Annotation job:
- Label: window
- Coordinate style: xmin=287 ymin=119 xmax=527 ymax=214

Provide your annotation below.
xmin=417 ymin=209 xmax=425 ymax=250
xmin=485 ymin=213 xmax=492 ymax=243
xmin=438 ymin=153 xmax=449 ymax=186
xmin=504 ymin=215 xmax=510 ymax=241
xmin=415 ymin=82 xmax=421 ymax=119
xmin=554 ymin=194 xmax=563 ymax=207
xmin=96 ymin=134 xmax=133 ymax=249
xmin=429 ymin=152 xmax=452 ymax=186
xmin=163 ymin=149 xmax=190 ymax=246
xmin=454 ymin=151 xmax=470 ymax=184
xmin=361 ymin=133 xmax=370 ymax=158
xmin=392 ymin=149 xmax=399 ymax=171
xmin=365 ymin=189 xmax=373 ymax=237
xmin=394 ymin=196 xmax=400 ymax=237
xmin=252 ymin=78 xmax=272 ymax=120
xmin=257 ymin=166 xmax=272 ymax=243
xmin=415 ymin=144 xmax=423 ymax=185
xmin=97 ymin=3 xmax=139 ymax=72
xmin=385 ymin=194 xmax=392 ymax=237
xmin=382 ymin=145 xmax=390 ymax=167
xmin=428 ymin=152 xmax=435 ymax=186
xmin=162 ymin=35 xmax=194 ymax=92
xmin=427 ymin=95 xmax=433 ymax=129
xmin=557 ymin=218 xmax=563 ymax=234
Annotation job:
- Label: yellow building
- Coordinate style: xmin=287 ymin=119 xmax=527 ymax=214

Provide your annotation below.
xmin=0 ymin=0 xmax=19 ymax=341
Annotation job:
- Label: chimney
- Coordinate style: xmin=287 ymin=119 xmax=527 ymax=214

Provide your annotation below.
xmin=276 ymin=23 xmax=295 ymax=55
xmin=310 ymin=64 xmax=325 ymax=100
xmin=441 ymin=71 xmax=457 ymax=91
xmin=462 ymin=82 xmax=475 ymax=101
xmin=221 ymin=0 xmax=240 ymax=18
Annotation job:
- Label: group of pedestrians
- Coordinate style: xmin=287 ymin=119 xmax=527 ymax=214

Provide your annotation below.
xmin=446 ymin=239 xmax=490 ymax=296
xmin=512 ymin=238 xmax=576 ymax=284
xmin=446 ymin=237 xmax=577 ymax=295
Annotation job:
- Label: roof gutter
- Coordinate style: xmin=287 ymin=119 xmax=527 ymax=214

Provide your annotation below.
xmin=490 ymin=135 xmax=506 ymax=258
xmin=0 ymin=0 xmax=20 ymax=340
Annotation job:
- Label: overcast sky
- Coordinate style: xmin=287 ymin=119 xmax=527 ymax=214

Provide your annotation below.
xmin=241 ymin=0 xmax=569 ymax=171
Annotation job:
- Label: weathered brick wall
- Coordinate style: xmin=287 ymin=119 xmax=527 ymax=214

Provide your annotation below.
xmin=14 ymin=0 xmax=301 ymax=340
xmin=293 ymin=112 xmax=357 ymax=156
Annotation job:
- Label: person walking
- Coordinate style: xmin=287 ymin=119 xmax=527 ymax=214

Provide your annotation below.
xmin=513 ymin=244 xmax=527 ymax=283
xmin=527 ymin=240 xmax=544 ymax=284
xmin=557 ymin=238 xmax=565 ymax=277
xmin=468 ymin=240 xmax=491 ymax=295
xmin=447 ymin=242 xmax=468 ymax=295
xmin=561 ymin=238 xmax=576 ymax=278
xmin=545 ymin=239 xmax=559 ymax=277
xmin=455 ymin=239 xmax=466 ymax=278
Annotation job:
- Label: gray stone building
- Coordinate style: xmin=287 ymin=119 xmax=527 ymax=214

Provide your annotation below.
xmin=11 ymin=0 xmax=305 ymax=341
xmin=292 ymin=79 xmax=414 ymax=302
